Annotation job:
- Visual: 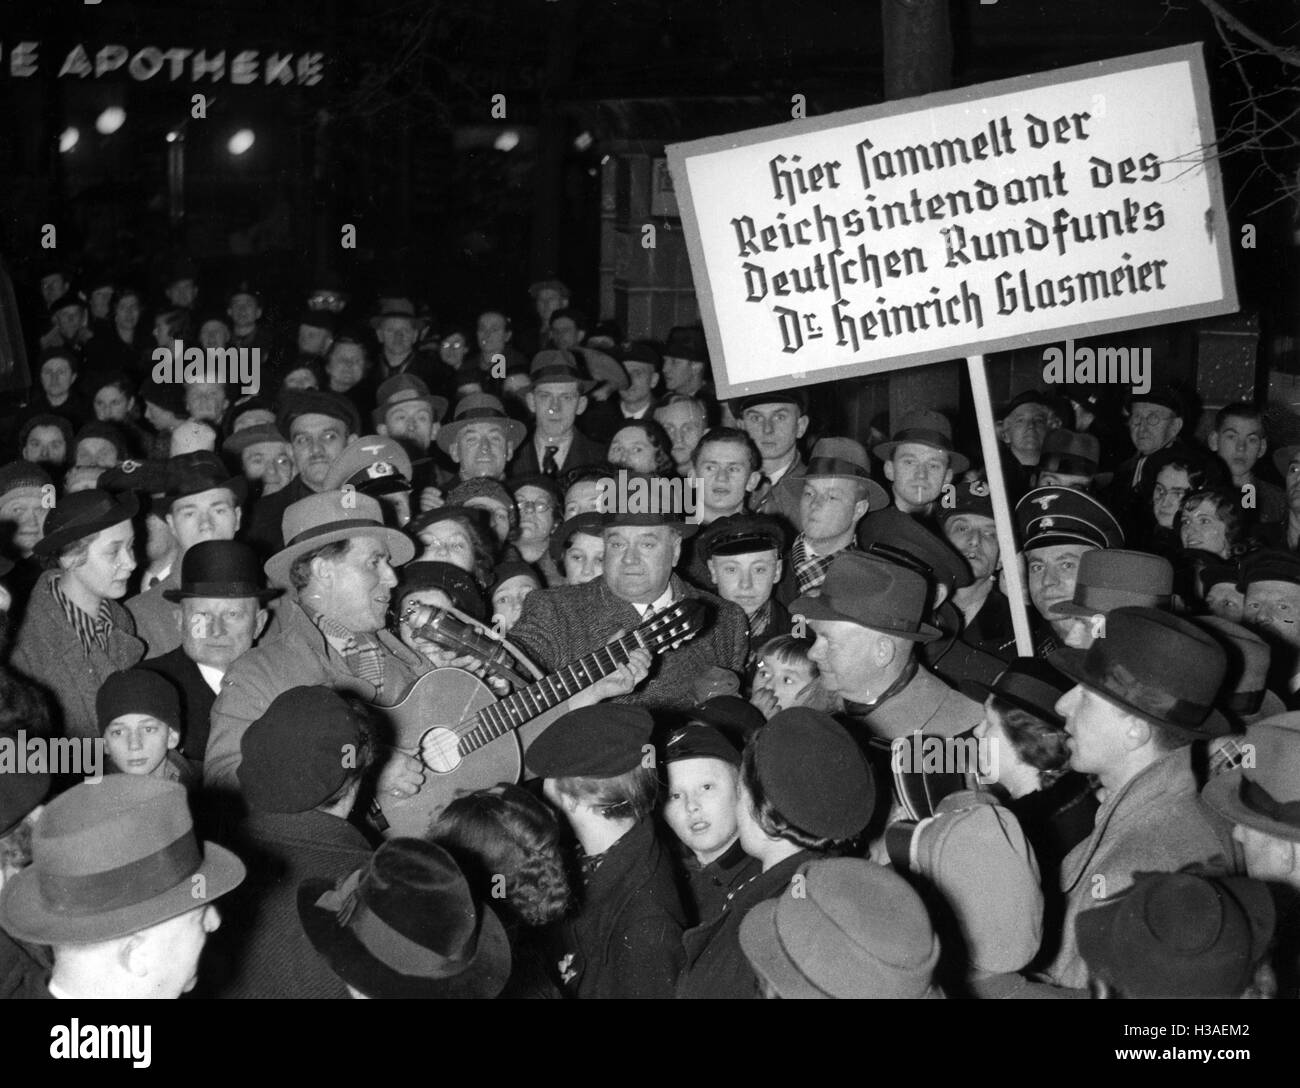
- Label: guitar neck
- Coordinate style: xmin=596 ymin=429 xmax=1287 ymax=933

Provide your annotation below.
xmin=459 ymin=629 xmax=646 ymax=755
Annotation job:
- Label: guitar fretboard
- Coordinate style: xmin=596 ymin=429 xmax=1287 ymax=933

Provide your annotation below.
xmin=457 ymin=629 xmax=648 ymax=756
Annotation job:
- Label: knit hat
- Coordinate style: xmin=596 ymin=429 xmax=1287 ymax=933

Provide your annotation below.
xmin=95 ymin=668 xmax=181 ymax=737
xmin=0 ymin=461 xmax=53 ymax=506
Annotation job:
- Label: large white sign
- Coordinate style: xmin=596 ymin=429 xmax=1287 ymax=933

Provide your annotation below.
xmin=668 ymin=45 xmax=1237 ymax=398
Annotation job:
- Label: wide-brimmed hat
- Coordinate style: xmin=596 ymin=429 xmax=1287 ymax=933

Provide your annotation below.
xmin=1203 ymin=711 xmax=1300 ymax=842
xmin=872 ymin=409 xmax=969 ymax=475
xmin=435 ymin=393 xmax=527 ymax=454
xmin=163 ymin=539 xmax=279 ymax=603
xmin=1049 ymin=607 xmax=1229 ymax=741
xmin=528 ymin=349 xmax=597 ymax=394
xmin=32 ymin=488 xmax=138 ymax=557
xmin=298 ymin=838 xmax=510 ymax=999
xmin=321 ymin=435 xmax=413 ymax=497
xmin=804 ymin=437 xmax=889 ymax=510
xmin=0 ymin=776 xmax=245 ymax=945
xmin=162 ymin=451 xmax=248 ymax=511
xmin=572 ymin=346 xmax=629 ymax=391
xmin=1050 ymin=549 xmax=1173 ymax=618
xmin=371 ymin=374 xmax=448 ymax=429
xmin=738 ymin=857 xmax=938 ymax=999
xmin=964 ymin=657 xmax=1071 ymax=727
xmin=265 ymin=490 xmax=415 ymax=588
xmin=1075 ymin=869 xmax=1274 ymax=997
xmin=792 ymin=552 xmax=942 ymax=642
xmin=1016 ymin=486 xmax=1124 ymax=552
xmin=369 ymin=298 xmax=428 ymax=331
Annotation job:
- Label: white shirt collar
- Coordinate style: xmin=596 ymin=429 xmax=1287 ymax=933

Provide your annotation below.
xmin=196 ymin=662 xmax=225 ymax=693
xmin=535 ymin=432 xmax=573 ymax=464
xmin=634 ymin=585 xmax=675 ymax=619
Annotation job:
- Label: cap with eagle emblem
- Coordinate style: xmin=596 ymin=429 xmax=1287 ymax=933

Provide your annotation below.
xmin=322 ymin=434 xmax=413 ymax=497
xmin=1015 ymin=485 xmax=1123 ymax=552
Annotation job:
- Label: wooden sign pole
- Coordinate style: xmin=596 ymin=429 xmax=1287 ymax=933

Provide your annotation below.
xmin=966 ymin=354 xmax=1034 ymax=656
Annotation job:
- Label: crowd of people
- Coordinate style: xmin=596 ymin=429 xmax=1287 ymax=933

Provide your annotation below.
xmin=0 ymin=261 xmax=1297 ymax=1000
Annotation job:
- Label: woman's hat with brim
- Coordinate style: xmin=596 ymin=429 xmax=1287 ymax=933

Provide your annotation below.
xmin=550 ymin=512 xmax=605 ymax=564
xmin=297 ymin=838 xmax=510 ymax=999
xmin=265 ymin=490 xmax=415 ymax=588
xmin=1048 ymin=606 xmax=1230 ymax=741
xmin=0 ymin=776 xmax=245 ymax=945
xmin=963 ymin=657 xmax=1071 ymax=727
xmin=33 ymin=488 xmax=138 ymax=557
xmin=572 ymin=346 xmax=629 ymax=391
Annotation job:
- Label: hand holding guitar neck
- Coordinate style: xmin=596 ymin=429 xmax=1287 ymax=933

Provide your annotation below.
xmin=564 ymin=632 xmax=653 ymax=709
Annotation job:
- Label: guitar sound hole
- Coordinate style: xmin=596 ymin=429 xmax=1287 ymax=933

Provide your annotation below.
xmin=419 ymin=727 xmax=463 ymax=773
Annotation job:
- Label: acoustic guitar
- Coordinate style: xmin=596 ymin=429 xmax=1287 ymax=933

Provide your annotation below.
xmin=376 ymin=599 xmax=706 ymax=837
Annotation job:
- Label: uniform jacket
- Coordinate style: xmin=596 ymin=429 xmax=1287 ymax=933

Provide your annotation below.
xmin=509 ymin=575 xmax=748 ymax=713
xmin=509 ymin=428 xmax=607 ymax=479
xmin=1043 ymin=746 xmax=1238 ymax=990
xmin=126 ymin=566 xmax=183 ymax=659
xmin=559 ymin=819 xmax=687 ymax=1000
xmin=212 ymin=809 xmax=373 ymax=999
xmin=676 ymin=848 xmax=815 ymax=999
xmin=11 ymin=571 xmax=145 ymax=740
xmin=140 ymin=645 xmax=219 ymax=764
xmin=204 ymin=598 xmax=429 ymax=791
xmin=678 ymin=838 xmax=762 ymax=928
xmin=841 ymin=661 xmax=983 ymax=742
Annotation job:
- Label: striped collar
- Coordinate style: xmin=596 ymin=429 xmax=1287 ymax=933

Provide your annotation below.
xmin=50 ymin=575 xmax=114 ymax=656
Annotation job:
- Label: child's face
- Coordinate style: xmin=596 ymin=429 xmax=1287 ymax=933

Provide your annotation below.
xmin=753 ymin=654 xmax=815 ymax=711
xmin=664 ymin=757 xmax=740 ymax=866
xmin=104 ymin=714 xmax=177 ymax=777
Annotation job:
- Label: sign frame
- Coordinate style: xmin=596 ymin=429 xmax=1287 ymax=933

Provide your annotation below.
xmin=667 ymin=43 xmax=1238 ymax=400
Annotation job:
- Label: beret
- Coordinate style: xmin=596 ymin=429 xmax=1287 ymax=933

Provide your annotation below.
xmin=525 ymin=705 xmax=653 ymax=779
xmin=238 ymin=687 xmax=364 ymax=813
xmin=753 ymin=708 xmax=875 ymax=840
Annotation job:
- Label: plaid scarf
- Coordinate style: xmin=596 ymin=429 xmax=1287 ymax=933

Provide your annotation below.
xmin=51 ymin=576 xmax=113 ymax=656
xmin=311 ymin=609 xmax=388 ymax=695
xmin=791 ymin=535 xmax=841 ymax=596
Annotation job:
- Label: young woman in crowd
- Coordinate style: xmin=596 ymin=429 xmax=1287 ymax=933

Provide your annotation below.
xmin=607 ymin=420 xmax=675 ymax=476
xmin=430 ymin=783 xmax=571 ymax=998
xmin=408 ymin=506 xmax=499 ymax=590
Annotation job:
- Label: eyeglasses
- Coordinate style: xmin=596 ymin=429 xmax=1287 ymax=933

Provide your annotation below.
xmin=1152 ymin=483 xmax=1190 ymax=503
xmin=516 ymin=499 xmax=555 ymax=513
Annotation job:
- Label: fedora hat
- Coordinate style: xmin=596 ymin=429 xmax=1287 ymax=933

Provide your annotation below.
xmin=0 ymin=776 xmax=245 ymax=945
xmin=738 ymin=857 xmax=938 ymax=999
xmin=32 ymin=488 xmax=138 ymax=557
xmin=162 ymin=451 xmax=248 ymax=511
xmin=792 ymin=552 xmax=942 ymax=642
xmin=435 ymin=393 xmax=527 ymax=455
xmin=1039 ymin=428 xmax=1100 ymax=477
xmin=1075 ymin=869 xmax=1274 ymax=998
xmin=1049 ymin=607 xmax=1229 ymax=740
xmin=1050 ymin=549 xmax=1173 ymax=617
xmin=163 ymin=539 xmax=279 ymax=603
xmin=528 ymin=349 xmax=597 ymax=394
xmin=265 ymin=490 xmax=415 ymax=588
xmin=664 ymin=325 xmax=709 ymax=364
xmin=297 ymin=838 xmax=510 ymax=999
xmin=369 ymin=298 xmax=428 ymax=330
xmin=1194 ymin=616 xmax=1284 ymax=725
xmin=964 ymin=657 xmax=1071 ymax=727
xmin=572 ymin=346 xmax=629 ymax=391
xmin=1204 ymin=710 xmax=1300 ymax=842
xmin=804 ymin=437 xmax=889 ymax=510
xmin=222 ymin=422 xmax=289 ymax=458
xmin=872 ymin=409 xmax=969 ymax=474
xmin=371 ymin=374 xmax=448 ymax=429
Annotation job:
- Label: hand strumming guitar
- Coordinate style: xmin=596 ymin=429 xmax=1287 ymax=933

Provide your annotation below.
xmin=378 ymin=746 xmax=426 ymax=799
xmin=566 ymin=633 xmax=652 ymax=710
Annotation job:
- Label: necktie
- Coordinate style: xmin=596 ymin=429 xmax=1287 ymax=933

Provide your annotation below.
xmin=542 ymin=446 xmax=559 ymax=476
